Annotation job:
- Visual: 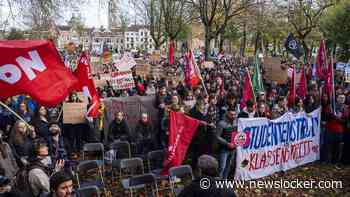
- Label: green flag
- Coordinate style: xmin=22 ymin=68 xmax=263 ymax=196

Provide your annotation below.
xmin=252 ymin=52 xmax=264 ymax=95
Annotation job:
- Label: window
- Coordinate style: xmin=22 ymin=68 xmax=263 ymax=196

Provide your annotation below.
xmin=131 ymin=33 xmax=133 ymax=36
xmin=127 ymin=38 xmax=129 ymax=42
xmin=141 ymin=32 xmax=143 ymax=36
xmin=145 ymin=32 xmax=148 ymax=36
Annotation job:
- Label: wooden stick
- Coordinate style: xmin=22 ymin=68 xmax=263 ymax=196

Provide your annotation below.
xmin=0 ymin=101 xmax=30 ymax=127
xmin=56 ymin=107 xmax=63 ymax=122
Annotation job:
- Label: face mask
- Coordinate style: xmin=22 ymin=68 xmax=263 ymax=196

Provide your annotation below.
xmin=41 ymin=156 xmax=52 ymax=166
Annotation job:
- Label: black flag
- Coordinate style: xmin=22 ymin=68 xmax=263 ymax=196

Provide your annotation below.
xmin=284 ymin=33 xmax=303 ymax=59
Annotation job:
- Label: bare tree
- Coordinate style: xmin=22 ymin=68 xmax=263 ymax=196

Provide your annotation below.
xmin=189 ymin=0 xmax=254 ymax=60
xmin=287 ymin=0 xmax=334 ymax=58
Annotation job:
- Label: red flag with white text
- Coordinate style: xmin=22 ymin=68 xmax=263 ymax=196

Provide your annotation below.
xmin=0 ymin=40 xmax=77 ymax=106
xmin=74 ymin=52 xmax=100 ymax=118
xmin=161 ymin=111 xmax=200 ymax=175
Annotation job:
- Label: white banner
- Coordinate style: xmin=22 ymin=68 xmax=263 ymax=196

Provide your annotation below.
xmin=110 ymin=71 xmax=135 ymax=90
xmin=235 ymin=108 xmax=321 ymax=180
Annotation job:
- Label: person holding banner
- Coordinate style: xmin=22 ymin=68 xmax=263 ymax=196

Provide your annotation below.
xmin=325 ymin=94 xmax=348 ymax=164
xmin=216 ymin=107 xmax=237 ymax=179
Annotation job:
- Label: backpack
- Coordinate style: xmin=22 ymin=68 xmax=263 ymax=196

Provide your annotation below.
xmin=13 ymin=167 xmax=35 ymax=197
xmin=14 ymin=164 xmax=47 ymax=197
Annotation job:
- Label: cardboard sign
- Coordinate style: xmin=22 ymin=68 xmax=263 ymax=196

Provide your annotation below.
xmin=134 ymin=64 xmax=151 ymax=76
xmin=114 ymin=54 xmax=137 ymax=71
xmin=263 ymin=57 xmax=288 ymax=84
xmin=110 ymin=71 xmax=135 ymax=90
xmin=63 ymin=102 xmax=87 ymax=124
xmin=93 ymin=78 xmax=107 ymax=88
xmin=203 ymin=61 xmax=215 ymax=69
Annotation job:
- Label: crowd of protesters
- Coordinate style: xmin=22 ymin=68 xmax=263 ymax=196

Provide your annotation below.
xmin=0 ymin=51 xmax=349 ymax=196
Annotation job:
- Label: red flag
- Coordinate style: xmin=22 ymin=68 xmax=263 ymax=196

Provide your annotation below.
xmin=240 ymin=68 xmax=254 ymax=109
xmin=184 ymin=51 xmax=201 ymax=88
xmin=288 ymin=65 xmax=296 ymax=107
xmin=168 ymin=39 xmax=174 ymax=65
xmin=161 ymin=111 xmax=200 ymax=175
xmin=297 ymin=64 xmax=307 ymax=99
xmin=74 ymin=52 xmax=100 ymax=118
xmin=316 ymin=39 xmax=327 ymax=80
xmin=324 ymin=57 xmax=334 ymax=112
xmin=0 ymin=40 xmax=77 ymax=107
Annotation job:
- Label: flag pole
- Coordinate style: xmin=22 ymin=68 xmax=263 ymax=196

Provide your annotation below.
xmin=246 ymin=67 xmax=257 ymax=104
xmin=331 ymin=50 xmax=336 ymax=114
xmin=0 ymin=101 xmax=31 ymax=127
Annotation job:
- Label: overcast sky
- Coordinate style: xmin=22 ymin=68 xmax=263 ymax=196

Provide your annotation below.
xmin=0 ymin=0 xmax=135 ymax=29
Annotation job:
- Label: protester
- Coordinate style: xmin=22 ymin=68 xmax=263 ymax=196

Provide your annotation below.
xmin=134 ymin=113 xmax=154 ymax=154
xmin=216 ymin=108 xmax=237 ymax=179
xmin=28 ymin=142 xmax=65 ymax=197
xmin=238 ymin=100 xmax=256 ymax=118
xmin=9 ymin=121 xmax=36 ymax=167
xmin=188 ymin=97 xmax=211 ymax=170
xmin=0 ymin=171 xmax=24 ymax=197
xmin=17 ymin=102 xmax=32 ymax=123
xmin=47 ymin=122 xmax=67 ymax=164
xmin=31 ymin=106 xmax=50 ymax=143
xmin=178 ymin=155 xmax=236 ymax=197
xmin=107 ymin=111 xmax=131 ymax=143
xmin=47 ymin=171 xmax=74 ymax=197
xmin=0 ymin=130 xmax=18 ymax=179
xmin=325 ymin=94 xmax=348 ymax=164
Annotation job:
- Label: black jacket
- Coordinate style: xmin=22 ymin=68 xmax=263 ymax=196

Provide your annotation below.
xmin=135 ymin=121 xmax=153 ymax=141
xmin=108 ymin=119 xmax=131 ymax=143
xmin=178 ymin=177 xmax=236 ymax=197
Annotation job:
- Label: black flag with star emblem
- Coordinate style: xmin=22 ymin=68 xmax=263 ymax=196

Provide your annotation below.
xmin=284 ymin=33 xmax=303 ymax=59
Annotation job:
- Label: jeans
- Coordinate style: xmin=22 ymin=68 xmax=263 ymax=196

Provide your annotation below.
xmin=219 ymin=149 xmax=235 ymax=179
xmin=325 ymin=130 xmax=344 ymax=164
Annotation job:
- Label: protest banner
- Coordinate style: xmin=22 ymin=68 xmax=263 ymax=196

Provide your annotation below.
xmin=336 ymin=62 xmax=347 ymax=71
xmin=103 ymin=96 xmax=159 ymax=137
xmin=235 ymin=108 xmax=321 ymax=180
xmin=263 ymin=57 xmax=288 ymax=84
xmin=345 ymin=66 xmax=350 ymax=83
xmin=110 ymin=71 xmax=135 ymax=90
xmin=62 ymin=102 xmax=87 ymax=124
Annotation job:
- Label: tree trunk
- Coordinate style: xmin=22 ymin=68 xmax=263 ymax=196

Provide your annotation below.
xmin=273 ymin=39 xmax=276 ymax=56
xmin=219 ymin=32 xmax=225 ymax=52
xmin=240 ymin=22 xmax=246 ymax=57
xmin=204 ymin=26 xmax=211 ymax=60
xmin=254 ymin=31 xmax=261 ymax=55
